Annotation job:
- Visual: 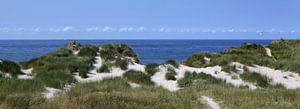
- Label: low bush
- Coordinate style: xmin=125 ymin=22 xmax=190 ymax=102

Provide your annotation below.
xmin=145 ymin=63 xmax=159 ymax=75
xmin=165 ymin=59 xmax=179 ymax=68
xmin=178 ymin=72 xmax=193 ymax=87
xmin=240 ymin=71 xmax=270 ymax=87
xmin=115 ymin=58 xmax=128 ymax=70
xmin=100 ymin=43 xmax=140 ymax=63
xmin=78 ymin=45 xmax=99 ymax=58
xmin=35 ymin=69 xmax=73 ymax=88
xmin=123 ymin=70 xmax=152 ymax=85
xmin=195 ymin=72 xmax=224 ymax=84
xmin=98 ymin=64 xmax=110 ymax=73
xmin=165 ymin=67 xmax=177 ymax=80
xmin=0 ymin=60 xmax=22 ymax=77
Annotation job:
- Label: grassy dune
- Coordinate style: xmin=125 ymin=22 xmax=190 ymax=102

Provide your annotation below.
xmin=0 ymin=40 xmax=300 ymax=109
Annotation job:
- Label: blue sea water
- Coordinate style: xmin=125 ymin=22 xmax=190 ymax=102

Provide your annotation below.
xmin=0 ymin=40 xmax=272 ymax=64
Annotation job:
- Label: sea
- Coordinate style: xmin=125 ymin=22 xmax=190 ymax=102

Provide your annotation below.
xmin=0 ymin=40 xmax=272 ymax=64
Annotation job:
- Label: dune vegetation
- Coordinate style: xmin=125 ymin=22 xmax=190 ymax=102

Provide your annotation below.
xmin=0 ymin=40 xmax=300 ymax=109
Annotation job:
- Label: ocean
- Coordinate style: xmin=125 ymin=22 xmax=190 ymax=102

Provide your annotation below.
xmin=0 ymin=40 xmax=272 ymax=64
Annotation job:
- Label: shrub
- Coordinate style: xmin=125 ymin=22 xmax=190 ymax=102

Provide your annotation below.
xmin=182 ymin=52 xmax=215 ymax=68
xmin=145 ymin=63 xmax=160 ymax=76
xmin=115 ymin=58 xmax=128 ymax=70
xmin=165 ymin=67 xmax=177 ymax=80
xmin=123 ymin=70 xmax=152 ymax=85
xmin=98 ymin=64 xmax=110 ymax=73
xmin=35 ymin=69 xmax=73 ymax=88
xmin=100 ymin=43 xmax=119 ymax=61
xmin=100 ymin=43 xmax=139 ymax=63
xmin=195 ymin=72 xmax=224 ymax=84
xmin=240 ymin=72 xmax=270 ymax=87
xmin=178 ymin=72 xmax=193 ymax=87
xmin=165 ymin=59 xmax=179 ymax=68
xmin=0 ymin=60 xmax=22 ymax=77
xmin=78 ymin=45 xmax=99 ymax=58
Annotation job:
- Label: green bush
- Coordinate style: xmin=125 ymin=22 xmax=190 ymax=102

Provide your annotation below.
xmin=0 ymin=60 xmax=22 ymax=77
xmin=165 ymin=59 xmax=179 ymax=68
xmin=98 ymin=64 xmax=110 ymax=73
xmin=195 ymin=72 xmax=224 ymax=84
xmin=78 ymin=45 xmax=99 ymax=58
xmin=165 ymin=67 xmax=177 ymax=80
xmin=123 ymin=70 xmax=152 ymax=85
xmin=240 ymin=71 xmax=270 ymax=87
xmin=115 ymin=58 xmax=128 ymax=70
xmin=145 ymin=63 xmax=160 ymax=75
xmin=35 ymin=69 xmax=73 ymax=88
xmin=178 ymin=72 xmax=193 ymax=87
xmin=182 ymin=52 xmax=213 ymax=68
xmin=100 ymin=43 xmax=139 ymax=63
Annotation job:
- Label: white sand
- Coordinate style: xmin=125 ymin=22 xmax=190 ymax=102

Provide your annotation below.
xmin=151 ymin=65 xmax=182 ymax=92
xmin=42 ymin=87 xmax=62 ymax=99
xmin=204 ymin=57 xmax=211 ymax=64
xmin=74 ymin=52 xmax=145 ymax=83
xmin=247 ymin=65 xmax=300 ymax=89
xmin=265 ymin=48 xmax=273 ymax=57
xmin=73 ymin=50 xmax=80 ymax=55
xmin=151 ymin=64 xmax=257 ymax=91
xmin=128 ymin=82 xmax=141 ymax=88
xmin=18 ymin=68 xmax=34 ymax=80
xmin=201 ymin=96 xmax=220 ymax=109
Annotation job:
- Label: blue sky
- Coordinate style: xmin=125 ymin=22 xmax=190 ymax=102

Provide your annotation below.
xmin=0 ymin=0 xmax=299 ymax=39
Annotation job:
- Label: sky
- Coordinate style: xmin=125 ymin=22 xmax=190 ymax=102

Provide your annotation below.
xmin=0 ymin=0 xmax=299 ymax=39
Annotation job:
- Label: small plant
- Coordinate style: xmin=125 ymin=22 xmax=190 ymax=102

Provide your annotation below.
xmin=0 ymin=60 xmax=22 ymax=77
xmin=78 ymin=46 xmax=99 ymax=58
xmin=165 ymin=67 xmax=177 ymax=80
xmin=115 ymin=58 xmax=128 ymax=70
xmin=98 ymin=64 xmax=110 ymax=73
xmin=240 ymin=72 xmax=270 ymax=87
xmin=145 ymin=63 xmax=160 ymax=75
xmin=165 ymin=59 xmax=179 ymax=68
xmin=123 ymin=70 xmax=152 ymax=85
xmin=178 ymin=71 xmax=194 ymax=87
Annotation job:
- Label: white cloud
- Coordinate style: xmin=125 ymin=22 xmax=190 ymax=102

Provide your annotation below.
xmin=62 ymin=26 xmax=73 ymax=32
xmin=137 ymin=27 xmax=145 ymax=32
xmin=86 ymin=27 xmax=99 ymax=32
xmin=102 ymin=26 xmax=112 ymax=32
xmin=119 ymin=27 xmax=128 ymax=32
xmin=33 ymin=28 xmax=40 ymax=32
xmin=159 ymin=27 xmax=165 ymax=32
xmin=119 ymin=27 xmax=135 ymax=32
xmin=49 ymin=28 xmax=60 ymax=32
xmin=227 ymin=29 xmax=235 ymax=32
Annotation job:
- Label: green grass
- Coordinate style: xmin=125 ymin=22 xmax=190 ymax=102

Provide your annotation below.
xmin=145 ymin=63 xmax=159 ymax=76
xmin=98 ymin=64 xmax=110 ymax=73
xmin=32 ymin=78 xmax=206 ymax=109
xmin=177 ymin=72 xmax=194 ymax=87
xmin=0 ymin=60 xmax=22 ymax=77
xmin=164 ymin=59 xmax=178 ymax=68
xmin=123 ymin=70 xmax=152 ymax=85
xmin=100 ymin=43 xmax=139 ymax=63
xmin=240 ymin=71 xmax=271 ymax=88
xmin=165 ymin=67 xmax=177 ymax=80
xmin=0 ymin=78 xmax=44 ymax=106
xmin=78 ymin=45 xmax=99 ymax=58
xmin=115 ymin=58 xmax=129 ymax=70
xmin=1 ymin=40 xmax=300 ymax=109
